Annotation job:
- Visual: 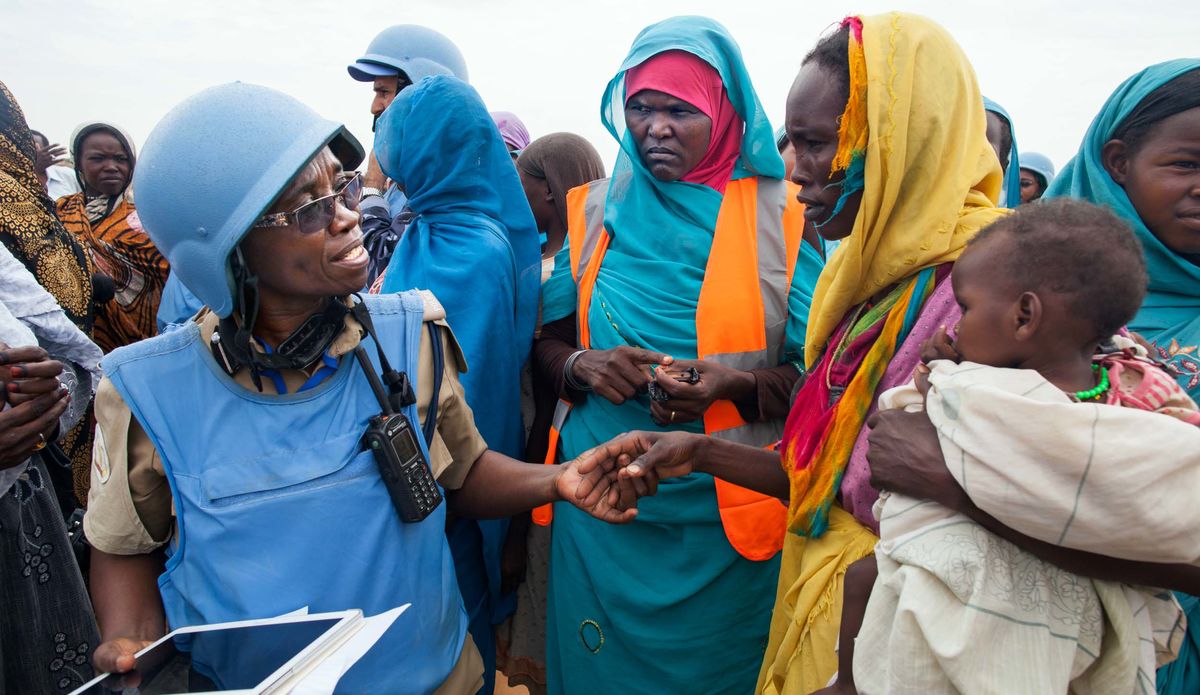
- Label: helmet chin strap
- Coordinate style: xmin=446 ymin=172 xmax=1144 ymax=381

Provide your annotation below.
xmin=217 ymin=248 xmax=348 ymax=391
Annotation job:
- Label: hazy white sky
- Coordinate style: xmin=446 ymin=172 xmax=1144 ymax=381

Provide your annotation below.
xmin=4 ymin=0 xmax=1198 ymax=175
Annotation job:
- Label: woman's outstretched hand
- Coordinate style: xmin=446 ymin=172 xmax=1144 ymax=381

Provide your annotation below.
xmin=556 ymin=440 xmax=652 ymax=524
xmin=554 ymin=429 xmax=712 ymax=523
xmin=571 ymin=429 xmax=705 ymax=481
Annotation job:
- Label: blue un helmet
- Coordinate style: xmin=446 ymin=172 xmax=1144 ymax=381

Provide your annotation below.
xmin=1019 ymin=151 xmax=1056 ymax=189
xmin=133 ymin=82 xmax=364 ymax=318
xmin=347 ymin=25 xmax=469 ymax=84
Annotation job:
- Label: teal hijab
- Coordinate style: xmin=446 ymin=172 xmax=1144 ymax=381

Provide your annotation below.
xmin=983 ymin=97 xmax=1021 ymax=208
xmin=541 ymin=15 xmax=795 ymax=351
xmin=1046 ymin=59 xmax=1200 ymax=401
xmin=544 ymin=17 xmax=805 ymax=695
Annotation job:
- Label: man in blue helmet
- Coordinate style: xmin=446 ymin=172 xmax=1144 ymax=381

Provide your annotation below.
xmin=82 ymin=82 xmax=641 ymax=694
xmin=348 ymin=24 xmax=468 ymax=287
xmin=349 ymin=25 xmax=520 ymax=695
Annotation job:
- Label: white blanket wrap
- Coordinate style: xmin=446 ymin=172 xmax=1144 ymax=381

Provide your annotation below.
xmin=854 ymin=360 xmax=1200 ymax=694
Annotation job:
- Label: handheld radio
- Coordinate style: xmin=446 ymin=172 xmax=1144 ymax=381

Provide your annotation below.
xmin=351 ymin=300 xmax=442 ymax=523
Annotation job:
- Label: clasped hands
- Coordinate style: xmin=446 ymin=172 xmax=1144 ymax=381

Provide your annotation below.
xmin=0 ymin=343 xmax=69 ymax=469
xmin=556 ymin=430 xmax=703 ymax=522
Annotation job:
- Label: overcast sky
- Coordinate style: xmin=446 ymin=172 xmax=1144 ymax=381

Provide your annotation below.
xmin=4 ymin=0 xmax=1198 ymax=176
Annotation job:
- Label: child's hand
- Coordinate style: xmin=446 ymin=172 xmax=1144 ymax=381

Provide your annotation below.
xmin=919 ymin=325 xmax=961 ymax=365
xmin=915 ymin=326 xmax=961 ymax=398
xmin=914 ymin=362 xmax=932 ymax=397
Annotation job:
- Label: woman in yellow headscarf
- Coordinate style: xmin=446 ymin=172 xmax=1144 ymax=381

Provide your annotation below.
xmin=582 ymin=12 xmax=1005 ymax=693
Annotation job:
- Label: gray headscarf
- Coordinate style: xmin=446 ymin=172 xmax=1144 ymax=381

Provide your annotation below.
xmin=516 ymin=132 xmax=606 ymax=227
xmin=70 ymin=120 xmax=137 ymax=223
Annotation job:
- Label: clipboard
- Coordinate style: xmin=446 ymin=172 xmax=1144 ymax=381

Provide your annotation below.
xmin=69 ymin=610 xmax=363 ymax=695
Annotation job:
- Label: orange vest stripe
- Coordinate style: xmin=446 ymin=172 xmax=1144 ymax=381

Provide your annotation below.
xmin=533 ymin=177 xmax=803 ymax=564
xmin=697 ymin=177 xmax=787 ymax=561
xmin=566 ymin=183 xmax=590 ymax=282
xmin=697 ymin=177 xmax=768 ymax=356
xmin=574 ymin=232 xmax=608 ymax=351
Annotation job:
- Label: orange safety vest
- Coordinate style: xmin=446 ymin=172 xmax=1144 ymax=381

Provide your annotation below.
xmin=533 ymin=175 xmax=805 ymax=562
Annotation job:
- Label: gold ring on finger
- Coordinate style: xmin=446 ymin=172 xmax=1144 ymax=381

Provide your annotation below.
xmin=670 ymin=410 xmax=676 ymax=423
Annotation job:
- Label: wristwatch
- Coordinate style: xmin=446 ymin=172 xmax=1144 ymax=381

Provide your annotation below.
xmin=362 ymin=186 xmax=384 ymax=197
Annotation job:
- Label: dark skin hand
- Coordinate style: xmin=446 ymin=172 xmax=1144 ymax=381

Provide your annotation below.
xmin=913 ymin=325 xmax=960 ymax=395
xmin=33 ymin=142 xmax=67 ymax=179
xmin=90 ymin=550 xmax=167 ymax=676
xmin=570 ymin=346 xmax=671 ymax=405
xmin=575 ymin=428 xmax=789 ymax=500
xmin=446 ymin=449 xmax=642 ymax=525
xmin=0 ymin=344 xmax=69 ymax=469
xmin=865 ymin=409 xmax=1200 ymax=594
xmin=647 ymin=361 xmax=756 ymax=426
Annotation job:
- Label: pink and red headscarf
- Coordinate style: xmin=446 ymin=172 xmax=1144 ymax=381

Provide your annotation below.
xmin=625 ymin=50 xmax=743 ymax=192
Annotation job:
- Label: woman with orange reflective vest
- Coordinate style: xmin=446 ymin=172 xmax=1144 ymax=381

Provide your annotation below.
xmin=532 ymin=16 xmax=825 ymax=694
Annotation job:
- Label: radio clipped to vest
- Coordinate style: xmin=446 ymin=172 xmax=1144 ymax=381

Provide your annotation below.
xmin=350 ymin=298 xmax=443 ymax=523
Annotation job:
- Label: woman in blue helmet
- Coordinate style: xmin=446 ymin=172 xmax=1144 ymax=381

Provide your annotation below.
xmin=1018 ymin=151 xmax=1056 ymax=204
xmin=155 ymin=24 xmax=470 ymax=327
xmin=82 ymin=82 xmax=642 ymax=694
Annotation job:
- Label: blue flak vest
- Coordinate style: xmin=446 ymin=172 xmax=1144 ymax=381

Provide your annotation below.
xmin=103 ymin=291 xmax=468 ymax=694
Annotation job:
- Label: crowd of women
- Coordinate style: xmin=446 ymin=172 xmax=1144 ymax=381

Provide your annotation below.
xmin=1 ymin=9 xmax=1198 ymax=695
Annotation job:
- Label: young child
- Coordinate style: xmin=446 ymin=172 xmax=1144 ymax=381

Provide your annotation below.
xmin=829 ymin=199 xmax=1200 ymax=694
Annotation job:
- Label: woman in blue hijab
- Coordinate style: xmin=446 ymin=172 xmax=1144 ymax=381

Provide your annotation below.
xmin=535 ymin=16 xmax=824 ymax=694
xmin=984 ymin=97 xmax=1022 ymax=208
xmin=375 ymin=75 xmax=542 ymax=693
xmin=1046 ymin=59 xmax=1200 ymax=694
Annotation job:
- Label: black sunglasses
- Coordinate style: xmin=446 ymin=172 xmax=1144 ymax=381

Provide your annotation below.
xmin=252 ymin=172 xmax=362 ymax=235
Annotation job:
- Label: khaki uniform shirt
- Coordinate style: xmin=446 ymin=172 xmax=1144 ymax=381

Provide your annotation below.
xmin=83 ymin=292 xmax=487 ymax=693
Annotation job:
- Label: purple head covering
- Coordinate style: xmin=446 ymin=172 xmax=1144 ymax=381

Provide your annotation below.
xmin=490 ymin=111 xmax=531 ymax=151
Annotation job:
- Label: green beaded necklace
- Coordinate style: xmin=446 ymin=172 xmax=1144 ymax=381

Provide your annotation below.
xmin=1073 ymin=363 xmax=1110 ymax=401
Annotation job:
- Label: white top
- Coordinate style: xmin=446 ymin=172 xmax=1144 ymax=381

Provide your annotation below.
xmin=45 ymin=164 xmax=80 ymax=201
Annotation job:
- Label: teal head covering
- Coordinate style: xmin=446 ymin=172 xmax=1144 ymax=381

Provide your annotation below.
xmin=600 ymin=15 xmax=784 ymax=237
xmin=541 ymin=15 xmax=788 ymax=345
xmin=983 ymin=97 xmax=1021 ymax=208
xmin=1046 ymin=59 xmax=1200 ymax=400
